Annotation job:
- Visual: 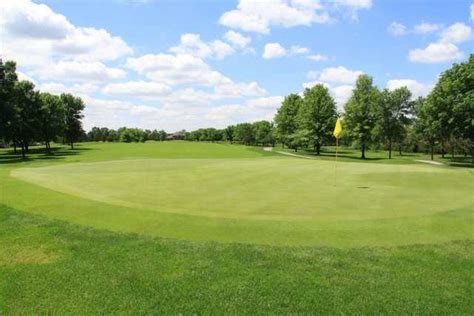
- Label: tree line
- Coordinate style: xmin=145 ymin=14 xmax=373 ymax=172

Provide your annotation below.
xmin=2 ymin=55 xmax=471 ymax=163
xmin=0 ymin=60 xmax=85 ymax=158
xmin=185 ymin=121 xmax=276 ymax=146
xmin=186 ymin=55 xmax=473 ymax=162
xmin=86 ymin=127 xmax=168 ymax=143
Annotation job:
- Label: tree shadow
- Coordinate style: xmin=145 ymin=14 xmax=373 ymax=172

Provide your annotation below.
xmin=449 ymin=162 xmax=474 ymax=169
xmin=302 ymin=149 xmax=385 ymax=161
xmin=0 ymin=145 xmax=94 ymax=165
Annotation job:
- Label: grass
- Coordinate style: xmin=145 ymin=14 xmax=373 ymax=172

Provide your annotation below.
xmin=0 ymin=141 xmax=473 ymax=313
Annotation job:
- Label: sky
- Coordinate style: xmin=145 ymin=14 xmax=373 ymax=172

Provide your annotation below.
xmin=0 ymin=0 xmax=473 ymax=132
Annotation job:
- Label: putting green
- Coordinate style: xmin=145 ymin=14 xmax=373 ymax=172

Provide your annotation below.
xmin=8 ymin=157 xmax=473 ymax=247
xmin=10 ymin=158 xmax=472 ymax=221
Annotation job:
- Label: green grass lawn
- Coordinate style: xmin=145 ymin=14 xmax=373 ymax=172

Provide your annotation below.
xmin=1 ymin=141 xmax=473 ymax=313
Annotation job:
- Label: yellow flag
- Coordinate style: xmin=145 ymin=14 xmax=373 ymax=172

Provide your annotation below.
xmin=333 ymin=118 xmax=343 ymax=139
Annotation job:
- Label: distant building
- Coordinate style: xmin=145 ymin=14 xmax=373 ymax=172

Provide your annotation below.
xmin=166 ymin=130 xmax=186 ymax=140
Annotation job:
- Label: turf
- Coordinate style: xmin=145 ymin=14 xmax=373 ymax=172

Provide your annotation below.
xmin=8 ymin=157 xmax=473 ymax=247
xmin=0 ymin=141 xmax=473 ymax=313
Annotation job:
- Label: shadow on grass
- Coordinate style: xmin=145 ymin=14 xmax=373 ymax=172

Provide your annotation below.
xmin=300 ymin=149 xmax=385 ymax=161
xmin=0 ymin=145 xmax=94 ymax=165
xmin=449 ymin=162 xmax=474 ymax=168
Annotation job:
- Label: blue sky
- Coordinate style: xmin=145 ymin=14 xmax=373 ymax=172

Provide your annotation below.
xmin=1 ymin=0 xmax=473 ymax=131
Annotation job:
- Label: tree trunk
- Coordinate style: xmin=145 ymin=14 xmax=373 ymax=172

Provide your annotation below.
xmin=398 ymin=145 xmax=402 ymax=156
xmin=21 ymin=142 xmax=26 ymax=159
xmin=430 ymin=142 xmax=434 ymax=161
xmin=13 ymin=143 xmax=17 ymax=154
xmin=441 ymin=140 xmax=445 ymax=158
xmin=25 ymin=143 xmax=29 ymax=152
xmin=470 ymin=146 xmax=474 ymax=165
xmin=70 ymin=142 xmax=74 ymax=150
xmin=388 ymin=139 xmax=392 ymax=159
xmin=361 ymin=143 xmax=366 ymax=159
xmin=316 ymin=143 xmax=321 ymax=155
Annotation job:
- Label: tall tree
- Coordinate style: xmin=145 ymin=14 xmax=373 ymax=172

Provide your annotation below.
xmin=428 ymin=54 xmax=473 ymax=162
xmin=274 ymin=94 xmax=302 ymax=148
xmin=234 ymin=123 xmax=255 ymax=145
xmin=253 ymin=120 xmax=274 ymax=146
xmin=39 ymin=92 xmax=65 ymax=153
xmin=297 ymin=84 xmax=336 ymax=155
xmin=343 ymin=74 xmax=379 ymax=159
xmin=158 ymin=130 xmax=167 ymax=141
xmin=61 ymin=93 xmax=85 ymax=149
xmin=12 ymin=80 xmax=41 ymax=158
xmin=0 ymin=60 xmax=19 ymax=147
xmin=374 ymin=87 xmax=413 ymax=158
xmin=415 ymin=97 xmax=439 ymax=160
xmin=224 ymin=125 xmax=234 ymax=143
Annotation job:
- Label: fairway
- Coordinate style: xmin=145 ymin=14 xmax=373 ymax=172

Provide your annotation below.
xmin=4 ymin=142 xmax=474 ymax=247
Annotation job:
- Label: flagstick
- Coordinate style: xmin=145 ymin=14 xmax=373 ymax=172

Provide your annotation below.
xmin=334 ymin=138 xmax=338 ymax=186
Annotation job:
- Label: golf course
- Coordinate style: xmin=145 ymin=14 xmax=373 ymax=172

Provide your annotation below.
xmin=1 ymin=0 xmax=473 ymax=313
xmin=1 ymin=141 xmax=473 ymax=313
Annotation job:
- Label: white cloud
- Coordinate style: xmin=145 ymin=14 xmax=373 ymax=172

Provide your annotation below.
xmin=125 ymin=53 xmax=232 ymax=86
xmin=386 ymin=79 xmax=434 ymax=98
xmin=223 ymin=30 xmax=252 ymax=49
xmin=0 ymin=0 xmax=73 ymax=40
xmin=330 ymin=85 xmax=354 ymax=108
xmin=413 ymin=22 xmax=441 ymax=34
xmin=102 ymin=81 xmax=172 ymax=98
xmin=317 ymin=66 xmax=363 ymax=85
xmin=39 ymin=82 xmax=100 ymax=95
xmin=303 ymin=65 xmax=365 ymax=109
xmin=389 ymin=22 xmax=442 ymax=36
xmin=246 ymin=96 xmax=284 ymax=109
xmin=219 ymin=0 xmax=331 ymax=34
xmin=205 ymin=96 xmax=283 ymax=124
xmin=214 ymin=82 xmax=266 ymax=98
xmin=388 ymin=22 xmax=407 ymax=36
xmin=408 ymin=22 xmax=471 ymax=64
xmin=169 ymin=33 xmax=235 ymax=60
xmin=307 ymin=54 xmax=329 ymax=61
xmin=302 ymin=81 xmax=353 ymax=110
xmin=82 ymin=95 xmax=181 ymax=131
xmin=53 ymin=27 xmax=132 ymax=62
xmin=36 ymin=61 xmax=126 ymax=82
xmin=409 ymin=41 xmax=464 ymax=63
xmin=440 ymin=22 xmax=472 ymax=43
xmin=263 ymin=43 xmax=287 ymax=58
xmin=0 ymin=0 xmax=132 ymax=82
xmin=333 ymin=0 xmax=372 ymax=20
xmin=333 ymin=0 xmax=372 ymax=9
xmin=262 ymin=42 xmax=310 ymax=59
xmin=125 ymin=52 xmax=266 ymax=101
xmin=290 ymin=45 xmax=310 ymax=54
xmin=158 ymin=88 xmax=215 ymax=109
